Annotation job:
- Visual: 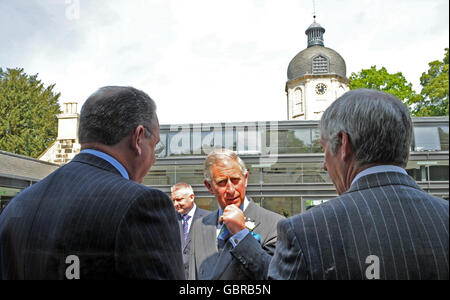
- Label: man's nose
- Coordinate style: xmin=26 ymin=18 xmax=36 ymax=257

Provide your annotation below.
xmin=323 ymin=161 xmax=327 ymax=171
xmin=225 ymin=179 xmax=235 ymax=194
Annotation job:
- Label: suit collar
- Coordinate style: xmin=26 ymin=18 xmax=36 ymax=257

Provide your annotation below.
xmin=347 ymin=171 xmax=422 ymax=194
xmin=71 ymin=153 xmax=122 ymax=177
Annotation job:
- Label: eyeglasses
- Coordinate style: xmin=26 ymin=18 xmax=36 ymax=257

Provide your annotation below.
xmin=142 ymin=124 xmax=165 ymax=155
xmin=154 ymin=142 xmax=166 ymax=155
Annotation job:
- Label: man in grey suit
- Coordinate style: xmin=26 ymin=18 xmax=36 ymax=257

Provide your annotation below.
xmin=269 ymin=89 xmax=449 ymax=280
xmin=0 ymin=86 xmax=184 ymax=279
xmin=189 ymin=148 xmax=284 ymax=280
xmin=171 ymin=182 xmax=209 ymax=279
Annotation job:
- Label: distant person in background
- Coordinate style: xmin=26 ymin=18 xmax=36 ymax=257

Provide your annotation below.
xmin=0 ymin=86 xmax=184 ymax=279
xmin=171 ymin=182 xmax=209 ymax=279
xmin=189 ymin=148 xmax=284 ymax=280
xmin=269 ymin=89 xmax=449 ymax=280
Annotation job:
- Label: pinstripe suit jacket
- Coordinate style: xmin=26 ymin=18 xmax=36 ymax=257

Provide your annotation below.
xmin=0 ymin=153 xmax=184 ymax=280
xmin=268 ymin=172 xmax=449 ymax=280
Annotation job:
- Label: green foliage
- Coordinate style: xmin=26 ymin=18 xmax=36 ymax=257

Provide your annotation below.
xmin=0 ymin=68 xmax=61 ymax=158
xmin=409 ymin=48 xmax=449 ymax=116
xmin=349 ymin=65 xmax=419 ymax=106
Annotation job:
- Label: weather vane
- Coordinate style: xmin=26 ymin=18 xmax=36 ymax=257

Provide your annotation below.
xmin=313 ymin=0 xmax=317 ymax=20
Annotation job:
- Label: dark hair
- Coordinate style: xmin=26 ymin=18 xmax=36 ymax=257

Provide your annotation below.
xmin=320 ymin=88 xmax=413 ymax=168
xmin=79 ymin=86 xmax=157 ymax=145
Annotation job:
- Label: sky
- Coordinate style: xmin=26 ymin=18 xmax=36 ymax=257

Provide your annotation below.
xmin=1 ymin=0 xmax=448 ymax=125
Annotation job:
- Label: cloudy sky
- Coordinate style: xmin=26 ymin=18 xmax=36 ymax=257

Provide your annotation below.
xmin=1 ymin=0 xmax=448 ymax=124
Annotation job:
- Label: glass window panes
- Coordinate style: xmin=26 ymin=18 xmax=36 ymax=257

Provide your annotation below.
xmin=311 ymin=128 xmax=323 ymax=153
xmin=438 ymin=126 xmax=449 ymax=151
xmin=262 ymin=197 xmax=302 ymax=218
xmin=414 ymin=127 xmax=441 ymax=151
xmin=267 ymin=129 xmax=312 ymax=154
xmin=262 ymin=162 xmax=329 ymax=184
xmin=236 ymin=126 xmax=262 ymax=155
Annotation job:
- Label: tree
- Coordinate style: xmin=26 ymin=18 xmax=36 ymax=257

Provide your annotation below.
xmin=349 ymin=65 xmax=420 ymax=106
xmin=409 ymin=48 xmax=449 ymax=116
xmin=0 ymin=68 xmax=61 ymax=158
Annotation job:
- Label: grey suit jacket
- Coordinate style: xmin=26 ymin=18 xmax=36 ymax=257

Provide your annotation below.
xmin=189 ymin=199 xmax=284 ymax=280
xmin=0 ymin=153 xmax=184 ymax=280
xmin=178 ymin=206 xmax=210 ymax=279
xmin=268 ymin=172 xmax=449 ymax=280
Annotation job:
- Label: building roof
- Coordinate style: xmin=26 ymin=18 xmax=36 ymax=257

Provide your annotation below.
xmin=0 ymin=150 xmax=59 ymax=183
xmin=287 ymin=20 xmax=346 ymax=82
xmin=287 ymin=46 xmax=347 ymax=81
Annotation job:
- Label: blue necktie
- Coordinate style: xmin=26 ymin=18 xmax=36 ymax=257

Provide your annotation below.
xmin=217 ymin=225 xmax=231 ymax=249
xmin=182 ymin=214 xmax=191 ymax=242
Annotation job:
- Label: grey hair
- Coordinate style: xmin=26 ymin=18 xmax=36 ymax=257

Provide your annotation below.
xmin=171 ymin=182 xmax=194 ymax=195
xmin=79 ymin=86 xmax=158 ymax=145
xmin=203 ymin=148 xmax=248 ymax=182
xmin=320 ymin=88 xmax=413 ymax=168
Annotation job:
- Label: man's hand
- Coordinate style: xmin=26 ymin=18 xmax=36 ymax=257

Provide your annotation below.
xmin=219 ymin=204 xmax=246 ymax=235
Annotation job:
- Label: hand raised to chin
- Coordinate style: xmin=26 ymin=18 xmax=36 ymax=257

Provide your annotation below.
xmin=219 ymin=204 xmax=246 ymax=235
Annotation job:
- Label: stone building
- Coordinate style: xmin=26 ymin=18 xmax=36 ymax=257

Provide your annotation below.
xmin=38 ymin=102 xmax=81 ymax=164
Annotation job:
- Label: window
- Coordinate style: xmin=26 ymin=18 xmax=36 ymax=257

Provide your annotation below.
xmin=266 ymin=129 xmax=312 ymax=154
xmin=414 ymin=127 xmax=441 ymax=151
xmin=293 ymin=88 xmax=304 ymax=116
xmin=312 ymin=55 xmax=329 ymax=74
xmin=438 ymin=126 xmax=449 ymax=151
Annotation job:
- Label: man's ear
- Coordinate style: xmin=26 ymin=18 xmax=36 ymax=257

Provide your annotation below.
xmin=131 ymin=125 xmax=146 ymax=156
xmin=340 ymin=132 xmax=354 ymax=162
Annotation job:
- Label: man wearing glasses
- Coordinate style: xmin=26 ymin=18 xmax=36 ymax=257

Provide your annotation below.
xmin=0 ymin=86 xmax=184 ymax=280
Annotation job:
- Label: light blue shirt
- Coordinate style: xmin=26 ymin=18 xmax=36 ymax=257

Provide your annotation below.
xmin=351 ymin=165 xmax=407 ymax=187
xmin=80 ymin=149 xmax=129 ymax=180
xmin=217 ymin=197 xmax=251 ymax=248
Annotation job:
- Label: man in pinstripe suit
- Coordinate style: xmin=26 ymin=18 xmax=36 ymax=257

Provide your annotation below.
xmin=268 ymin=89 xmax=449 ymax=280
xmin=0 ymin=86 xmax=184 ymax=279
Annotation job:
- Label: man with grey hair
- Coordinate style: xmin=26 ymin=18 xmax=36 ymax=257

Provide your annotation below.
xmin=268 ymin=89 xmax=449 ymax=280
xmin=0 ymin=86 xmax=184 ymax=279
xmin=189 ymin=148 xmax=284 ymax=280
xmin=171 ymin=182 xmax=209 ymax=279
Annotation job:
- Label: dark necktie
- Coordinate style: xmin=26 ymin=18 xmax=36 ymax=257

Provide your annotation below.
xmin=217 ymin=225 xmax=231 ymax=249
xmin=182 ymin=214 xmax=191 ymax=242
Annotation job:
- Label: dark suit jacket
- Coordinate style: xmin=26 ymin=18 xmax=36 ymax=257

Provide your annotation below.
xmin=177 ymin=206 xmax=209 ymax=279
xmin=268 ymin=172 xmax=449 ymax=280
xmin=189 ymin=199 xmax=284 ymax=280
xmin=0 ymin=153 xmax=184 ymax=280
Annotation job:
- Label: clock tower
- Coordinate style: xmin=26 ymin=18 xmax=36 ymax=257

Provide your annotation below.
xmin=286 ymin=18 xmax=349 ymax=120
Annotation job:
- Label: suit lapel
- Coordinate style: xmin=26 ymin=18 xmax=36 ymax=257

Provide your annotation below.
xmin=183 ymin=208 xmax=203 ymax=251
xmin=242 ymin=200 xmax=262 ymax=230
xmin=195 ymin=211 xmax=220 ymax=278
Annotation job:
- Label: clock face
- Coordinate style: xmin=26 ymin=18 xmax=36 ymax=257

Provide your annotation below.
xmin=315 ymin=83 xmax=327 ymax=95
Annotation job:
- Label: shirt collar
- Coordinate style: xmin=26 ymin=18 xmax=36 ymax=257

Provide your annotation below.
xmin=351 ymin=165 xmax=407 ymax=187
xmin=80 ymin=149 xmax=129 ymax=180
xmin=186 ymin=204 xmax=197 ymax=218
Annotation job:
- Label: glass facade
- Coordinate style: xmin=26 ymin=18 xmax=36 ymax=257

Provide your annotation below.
xmin=1 ymin=118 xmax=447 ymax=216
xmin=145 ymin=118 xmax=449 ymax=215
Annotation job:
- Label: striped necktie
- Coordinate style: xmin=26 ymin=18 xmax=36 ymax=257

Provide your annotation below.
xmin=182 ymin=214 xmax=191 ymax=242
